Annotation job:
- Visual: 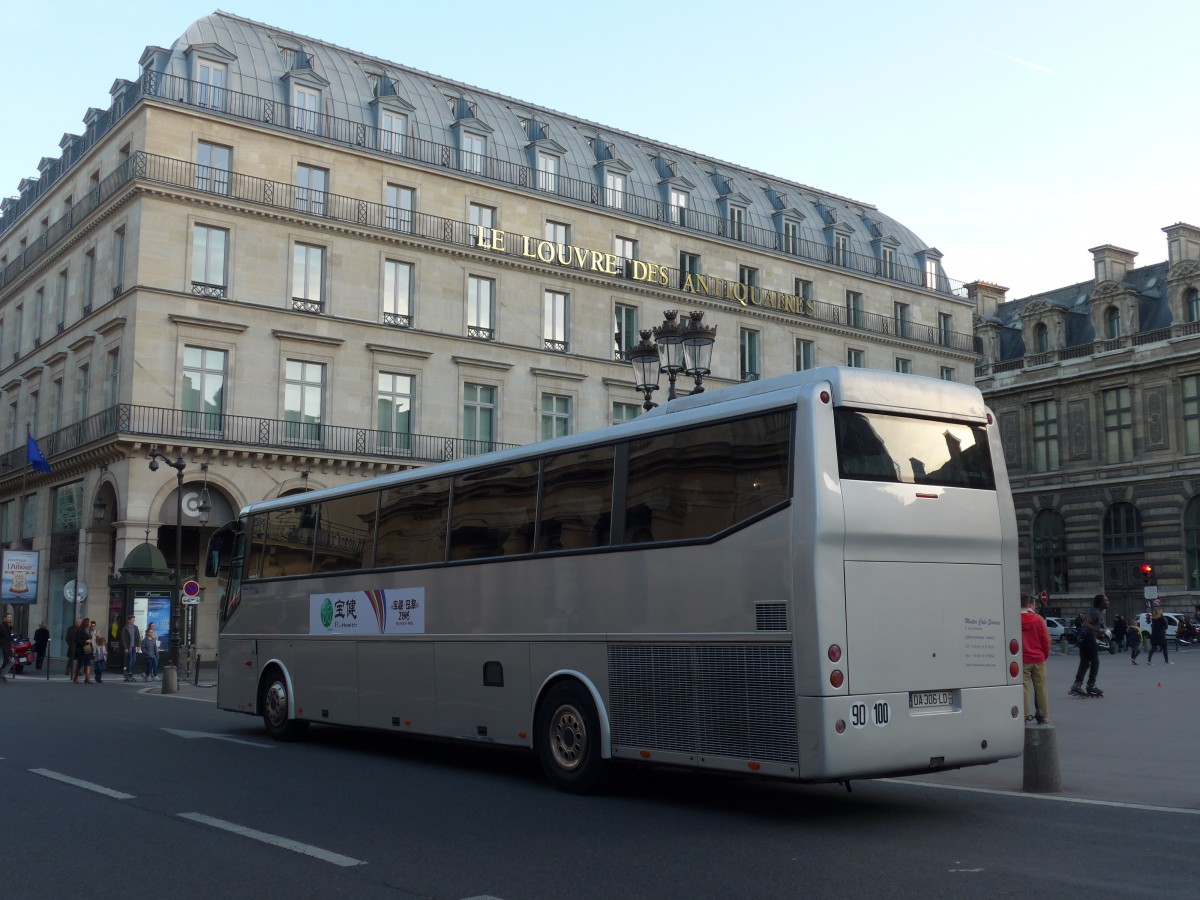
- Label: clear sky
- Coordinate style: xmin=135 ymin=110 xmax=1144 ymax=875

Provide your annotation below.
xmin=3 ymin=0 xmax=1195 ymax=302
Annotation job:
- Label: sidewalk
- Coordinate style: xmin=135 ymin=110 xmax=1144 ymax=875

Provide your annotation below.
xmin=916 ymin=643 xmax=1200 ymax=808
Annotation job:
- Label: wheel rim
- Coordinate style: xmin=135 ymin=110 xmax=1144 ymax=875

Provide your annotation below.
xmin=264 ymin=680 xmax=289 ymax=728
xmin=548 ymin=703 xmax=587 ymax=771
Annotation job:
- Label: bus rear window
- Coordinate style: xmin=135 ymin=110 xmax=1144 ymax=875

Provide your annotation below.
xmin=835 ymin=408 xmax=995 ymax=490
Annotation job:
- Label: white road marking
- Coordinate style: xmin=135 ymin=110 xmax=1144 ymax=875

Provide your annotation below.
xmin=162 ymin=728 xmax=273 ymax=748
xmin=30 ymin=768 xmax=135 ymax=800
xmin=178 ymin=812 xmax=366 ymax=867
xmin=882 ymin=778 xmax=1200 ymax=815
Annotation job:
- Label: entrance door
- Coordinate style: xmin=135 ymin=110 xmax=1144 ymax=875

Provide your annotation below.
xmin=1103 ymin=554 xmax=1143 ymax=621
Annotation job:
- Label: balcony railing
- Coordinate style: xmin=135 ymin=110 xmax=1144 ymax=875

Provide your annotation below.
xmin=1 ymin=146 xmax=981 ymax=357
xmin=1 ymin=68 xmax=968 ymax=300
xmin=0 ymin=403 xmax=519 ymax=478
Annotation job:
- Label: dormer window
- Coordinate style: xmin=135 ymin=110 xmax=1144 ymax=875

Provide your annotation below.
xmin=1035 ymin=323 xmax=1048 ymax=353
xmin=1105 ymin=306 xmax=1121 ymax=339
xmin=381 ymin=110 xmax=407 ymax=155
xmin=461 ymin=132 xmax=486 ymax=175
xmin=1187 ymin=287 xmax=1200 ymax=323
xmin=669 ymin=189 xmax=689 ymax=227
xmin=291 ymin=84 xmax=321 ymax=133
xmin=605 ymin=171 xmax=625 ymax=209
xmin=197 ymin=60 xmax=226 ymax=109
xmin=729 ymin=205 xmax=746 ymax=241
xmin=536 ymin=151 xmax=559 ymax=193
xmin=834 ymin=233 xmax=849 ymax=267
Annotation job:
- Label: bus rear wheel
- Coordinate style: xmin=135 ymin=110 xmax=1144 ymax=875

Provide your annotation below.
xmin=260 ymin=669 xmax=308 ymax=742
xmin=535 ymin=681 xmax=606 ymax=793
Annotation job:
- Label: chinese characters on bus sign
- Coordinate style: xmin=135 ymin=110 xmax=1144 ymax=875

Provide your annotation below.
xmin=309 ymin=587 xmax=425 ymax=635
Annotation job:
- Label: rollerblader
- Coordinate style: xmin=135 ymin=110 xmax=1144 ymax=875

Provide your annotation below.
xmin=1069 ymin=594 xmax=1108 ymax=699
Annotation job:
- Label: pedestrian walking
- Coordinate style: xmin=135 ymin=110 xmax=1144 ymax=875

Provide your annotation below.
xmin=141 ymin=624 xmax=159 ymax=681
xmin=0 ymin=611 xmax=14 ymax=680
xmin=1021 ymin=594 xmax=1051 ymax=724
xmin=73 ymin=617 xmax=94 ymax=684
xmin=1112 ymin=615 xmax=1127 ymax=652
xmin=94 ymin=636 xmax=107 ymax=683
xmin=1129 ymin=622 xmax=1142 ymax=664
xmin=120 ymin=615 xmax=141 ymax=682
xmin=1070 ymin=594 xmax=1109 ymax=698
xmin=33 ymin=621 xmax=49 ymax=670
xmin=64 ymin=617 xmax=81 ymax=678
xmin=1147 ymin=606 xmax=1172 ymax=665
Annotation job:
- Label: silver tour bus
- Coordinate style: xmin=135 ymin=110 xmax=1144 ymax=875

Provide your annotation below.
xmin=206 ymin=367 xmax=1024 ymax=792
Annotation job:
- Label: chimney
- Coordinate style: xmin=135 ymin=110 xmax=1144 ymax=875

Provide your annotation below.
xmin=1163 ymin=222 xmax=1200 ymax=267
xmin=1089 ymin=244 xmax=1137 ymax=285
xmin=966 ymin=281 xmax=1009 ymax=319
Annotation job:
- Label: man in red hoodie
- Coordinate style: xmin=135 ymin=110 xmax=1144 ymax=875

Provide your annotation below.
xmin=1021 ymin=593 xmax=1052 ymax=725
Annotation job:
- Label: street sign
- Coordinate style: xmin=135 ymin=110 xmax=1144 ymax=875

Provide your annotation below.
xmin=181 ymin=596 xmax=201 ymax=606
xmin=1145 ymin=585 xmax=1159 ymax=601
xmin=182 ymin=579 xmax=201 ymax=598
xmin=1039 ymin=590 xmax=1048 ymax=603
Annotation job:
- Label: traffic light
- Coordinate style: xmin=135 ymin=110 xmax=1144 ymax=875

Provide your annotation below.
xmin=1141 ymin=563 xmax=1154 ymax=585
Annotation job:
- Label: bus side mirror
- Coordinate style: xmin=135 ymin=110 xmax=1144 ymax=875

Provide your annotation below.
xmin=205 ymin=548 xmax=222 ymax=579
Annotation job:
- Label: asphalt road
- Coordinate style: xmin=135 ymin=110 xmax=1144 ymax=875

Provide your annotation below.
xmin=2 ymin=653 xmax=1196 ymax=899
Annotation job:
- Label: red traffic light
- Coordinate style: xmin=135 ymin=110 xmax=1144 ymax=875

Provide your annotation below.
xmin=1141 ymin=564 xmax=1154 ymax=575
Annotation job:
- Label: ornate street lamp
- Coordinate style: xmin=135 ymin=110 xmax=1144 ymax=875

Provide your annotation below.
xmin=148 ymin=446 xmax=186 ymax=690
xmin=628 ymin=310 xmax=717 ymax=408
xmin=629 ymin=330 xmax=661 ymax=411
xmin=681 ymin=310 xmax=717 ymax=394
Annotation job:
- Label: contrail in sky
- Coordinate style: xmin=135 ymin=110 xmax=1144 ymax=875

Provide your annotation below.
xmin=986 ymin=49 xmax=1056 ymax=75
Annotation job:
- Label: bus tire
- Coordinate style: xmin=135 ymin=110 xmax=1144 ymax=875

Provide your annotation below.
xmin=535 ymin=681 xmax=606 ymax=794
xmin=260 ymin=668 xmax=308 ymax=742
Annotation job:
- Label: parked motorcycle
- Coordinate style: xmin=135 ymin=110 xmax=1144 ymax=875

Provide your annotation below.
xmin=9 ymin=633 xmax=35 ymax=674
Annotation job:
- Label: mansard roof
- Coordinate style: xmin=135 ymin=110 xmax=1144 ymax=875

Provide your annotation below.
xmin=989 ymin=260 xmax=1171 ymax=359
xmin=159 ymin=10 xmax=938 ymax=270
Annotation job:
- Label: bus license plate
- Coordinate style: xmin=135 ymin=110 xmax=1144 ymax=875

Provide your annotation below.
xmin=909 ymin=690 xmax=953 ymax=710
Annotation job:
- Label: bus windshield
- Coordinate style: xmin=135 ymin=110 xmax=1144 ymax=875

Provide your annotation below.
xmin=835 ymin=408 xmax=995 ymax=490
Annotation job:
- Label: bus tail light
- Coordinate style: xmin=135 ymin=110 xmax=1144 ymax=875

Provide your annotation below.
xmin=820 ymin=390 xmax=830 ymax=404
xmin=747 ymin=762 xmax=761 ymax=771
xmin=827 ymin=644 xmax=842 ymax=663
xmin=830 ymin=670 xmax=844 ymax=688
xmin=1009 ymin=639 xmax=1019 ymax=655
xmin=1011 ymin=706 xmax=1019 ymax=718
xmin=835 ymin=719 xmax=846 ymax=734
xmin=1009 ymin=662 xmax=1019 ymax=678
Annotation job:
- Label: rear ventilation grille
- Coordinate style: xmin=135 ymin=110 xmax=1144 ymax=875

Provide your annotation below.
xmin=755 ymin=602 xmax=788 ymax=632
xmin=608 ymin=643 xmax=797 ymax=763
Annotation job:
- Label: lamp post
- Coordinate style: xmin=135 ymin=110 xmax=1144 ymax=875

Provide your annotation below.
xmin=148 ymin=446 xmax=185 ymax=685
xmin=629 ymin=310 xmax=717 ymax=409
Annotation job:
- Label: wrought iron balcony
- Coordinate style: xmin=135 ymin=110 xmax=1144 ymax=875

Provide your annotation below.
xmin=0 ymin=403 xmax=519 ymax=479
xmin=191 ymin=281 xmax=227 ymax=298
xmin=0 ymin=144 xmax=980 ymax=357
xmin=468 ymin=325 xmax=495 ymax=341
xmin=1 ymin=69 xmax=969 ymax=300
xmin=291 ymin=297 xmax=324 ymax=314
xmin=382 ymin=312 xmax=411 ymax=328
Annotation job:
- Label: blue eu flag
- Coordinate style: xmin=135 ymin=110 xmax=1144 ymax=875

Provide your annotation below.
xmin=26 ymin=433 xmax=51 ymax=473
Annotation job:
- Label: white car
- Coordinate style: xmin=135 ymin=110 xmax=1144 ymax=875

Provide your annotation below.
xmin=1044 ymin=616 xmax=1069 ymax=641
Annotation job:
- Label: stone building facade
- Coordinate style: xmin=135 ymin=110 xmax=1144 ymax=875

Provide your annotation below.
xmin=974 ymin=223 xmax=1200 ymax=621
xmin=0 ymin=12 xmax=977 ymax=660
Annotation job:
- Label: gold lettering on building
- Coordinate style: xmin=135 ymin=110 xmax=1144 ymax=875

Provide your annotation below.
xmin=472 ymin=227 xmax=817 ymax=321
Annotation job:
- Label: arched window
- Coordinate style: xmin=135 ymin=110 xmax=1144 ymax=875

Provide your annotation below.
xmin=1032 ymin=509 xmax=1068 ymax=595
xmin=1105 ymin=306 xmax=1121 ymax=340
xmin=1186 ymin=288 xmax=1200 ymax=324
xmin=1034 ymin=323 xmax=1048 ymax=353
xmin=1185 ymin=497 xmax=1200 ymax=590
xmin=1102 ymin=502 xmax=1143 ymax=553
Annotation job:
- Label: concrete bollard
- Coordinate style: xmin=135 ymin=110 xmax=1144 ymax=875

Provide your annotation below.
xmin=161 ymin=664 xmax=179 ymax=695
xmin=1022 ymin=723 xmax=1062 ymax=793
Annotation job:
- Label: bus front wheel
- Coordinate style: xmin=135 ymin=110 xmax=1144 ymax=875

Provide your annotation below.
xmin=535 ymin=681 xmax=606 ymax=794
xmin=260 ymin=669 xmax=308 ymax=742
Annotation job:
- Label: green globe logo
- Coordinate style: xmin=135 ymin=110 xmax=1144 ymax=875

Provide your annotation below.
xmin=320 ymin=598 xmax=333 ymax=629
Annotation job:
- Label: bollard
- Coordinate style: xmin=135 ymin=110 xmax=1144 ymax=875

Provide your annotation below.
xmin=194 ymin=654 xmax=201 ymax=686
xmin=1022 ymin=723 xmax=1062 ymax=793
xmin=161 ymin=664 xmax=179 ymax=695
